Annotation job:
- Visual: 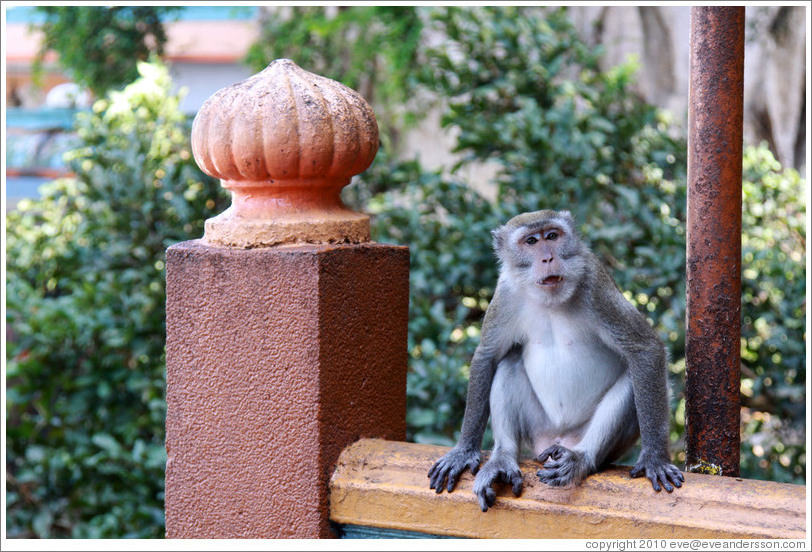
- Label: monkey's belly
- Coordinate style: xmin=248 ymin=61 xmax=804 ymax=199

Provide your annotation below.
xmin=521 ymin=337 xmax=625 ymax=433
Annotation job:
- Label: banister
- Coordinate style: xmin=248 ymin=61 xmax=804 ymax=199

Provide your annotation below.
xmin=330 ymin=439 xmax=806 ymax=539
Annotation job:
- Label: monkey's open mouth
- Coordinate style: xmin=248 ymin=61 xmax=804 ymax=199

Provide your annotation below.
xmin=539 ymin=276 xmax=564 ymax=286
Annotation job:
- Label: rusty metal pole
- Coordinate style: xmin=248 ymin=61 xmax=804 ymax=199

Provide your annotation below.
xmin=685 ymin=6 xmax=745 ymax=477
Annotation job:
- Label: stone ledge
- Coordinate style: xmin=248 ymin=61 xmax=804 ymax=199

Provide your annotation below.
xmin=329 ymin=439 xmax=806 ymax=539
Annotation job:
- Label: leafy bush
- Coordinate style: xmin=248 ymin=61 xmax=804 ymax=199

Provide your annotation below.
xmin=32 ymin=6 xmax=180 ymax=96
xmin=355 ymin=7 xmax=689 ymax=448
xmin=5 ymin=61 xmax=226 ymax=538
xmin=738 ymin=144 xmax=806 ymax=483
xmin=358 ymin=7 xmax=805 ymax=485
xmin=245 ymin=6 xmax=424 ymax=147
xmin=6 ymin=9 xmax=804 ymax=542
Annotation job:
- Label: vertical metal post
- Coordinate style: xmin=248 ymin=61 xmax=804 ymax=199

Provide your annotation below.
xmin=685 ymin=6 xmax=745 ymax=477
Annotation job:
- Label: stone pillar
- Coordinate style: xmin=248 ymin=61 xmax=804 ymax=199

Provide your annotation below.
xmin=165 ymin=59 xmax=410 ymax=539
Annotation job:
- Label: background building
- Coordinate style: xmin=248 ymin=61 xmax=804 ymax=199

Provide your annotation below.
xmin=4 ymin=5 xmax=258 ymax=208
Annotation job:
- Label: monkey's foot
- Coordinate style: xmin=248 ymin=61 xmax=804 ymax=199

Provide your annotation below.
xmin=472 ymin=455 xmax=524 ymax=512
xmin=428 ymin=446 xmax=481 ymax=494
xmin=630 ymin=453 xmax=684 ymax=492
xmin=536 ymin=444 xmax=590 ymax=487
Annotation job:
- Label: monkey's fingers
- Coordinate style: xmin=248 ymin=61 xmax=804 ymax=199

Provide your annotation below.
xmin=430 ymin=473 xmax=451 ymax=493
xmin=660 ymin=465 xmax=684 ymax=490
xmin=446 ymin=470 xmax=461 ymax=494
xmin=429 ymin=448 xmax=482 ymax=494
xmin=652 ymin=471 xmax=672 ymax=492
xmin=428 ymin=463 xmax=440 ymax=486
xmin=629 ymin=463 xmax=657 ymax=489
xmin=432 ymin=470 xmax=455 ymax=493
xmin=435 ymin=464 xmax=466 ymax=493
xmin=428 ymin=462 xmax=452 ymax=493
xmin=631 ymin=463 xmax=683 ymax=493
xmin=668 ymin=465 xmax=685 ymax=485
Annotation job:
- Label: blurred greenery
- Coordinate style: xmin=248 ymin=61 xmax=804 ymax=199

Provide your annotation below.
xmin=350 ymin=6 xmax=805 ymax=484
xmin=738 ymin=145 xmax=806 ymax=482
xmin=31 ymin=6 xmax=180 ymax=96
xmin=5 ymin=61 xmax=227 ymax=537
xmin=245 ymin=5 xmax=425 ymax=149
xmin=359 ymin=4 xmax=690 ymax=451
xmin=5 ymin=4 xmax=806 ymax=540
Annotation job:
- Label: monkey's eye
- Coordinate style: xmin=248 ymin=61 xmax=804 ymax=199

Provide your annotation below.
xmin=544 ymin=231 xmax=559 ymax=241
xmin=525 ymin=235 xmax=539 ymax=245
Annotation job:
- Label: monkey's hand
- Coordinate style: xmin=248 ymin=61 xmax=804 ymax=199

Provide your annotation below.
xmin=472 ymin=453 xmax=524 ymax=512
xmin=630 ymin=450 xmax=684 ymax=492
xmin=428 ymin=446 xmax=481 ymax=494
xmin=536 ymin=444 xmax=590 ymax=487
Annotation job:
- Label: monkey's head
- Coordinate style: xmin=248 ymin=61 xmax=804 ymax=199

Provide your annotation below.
xmin=492 ymin=209 xmax=588 ymax=307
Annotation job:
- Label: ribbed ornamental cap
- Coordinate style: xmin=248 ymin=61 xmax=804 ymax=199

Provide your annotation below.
xmin=191 ymin=59 xmax=379 ymax=248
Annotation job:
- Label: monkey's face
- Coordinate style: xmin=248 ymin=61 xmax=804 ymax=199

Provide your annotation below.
xmin=494 ymin=211 xmax=587 ymax=307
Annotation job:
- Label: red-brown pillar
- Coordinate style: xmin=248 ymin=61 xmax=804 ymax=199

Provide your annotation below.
xmin=165 ymin=59 xmax=409 ymax=538
xmin=685 ymin=7 xmax=745 ymax=477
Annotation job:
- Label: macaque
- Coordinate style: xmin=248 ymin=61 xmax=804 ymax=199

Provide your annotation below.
xmin=428 ymin=210 xmax=683 ymax=511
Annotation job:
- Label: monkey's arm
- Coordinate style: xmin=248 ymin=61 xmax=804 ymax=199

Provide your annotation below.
xmin=428 ymin=288 xmax=512 ymax=493
xmin=595 ymin=268 xmax=684 ymax=491
xmin=427 ymin=347 xmax=494 ymax=493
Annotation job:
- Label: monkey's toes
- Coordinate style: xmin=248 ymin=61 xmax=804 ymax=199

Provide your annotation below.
xmin=510 ymin=472 xmax=523 ymax=496
xmin=536 ymin=468 xmax=575 ymax=487
xmin=476 ymin=486 xmax=496 ymax=512
xmin=537 ymin=444 xmax=567 ymax=463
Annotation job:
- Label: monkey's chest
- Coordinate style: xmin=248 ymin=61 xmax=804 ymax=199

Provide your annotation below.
xmin=521 ymin=326 xmax=624 ymax=430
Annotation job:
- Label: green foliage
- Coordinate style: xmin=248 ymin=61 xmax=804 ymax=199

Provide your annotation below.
xmin=423 ymin=7 xmax=688 ymax=338
xmin=738 ymin=144 xmax=806 ymax=483
xmin=356 ymin=7 xmax=688 ymax=447
xmin=6 ymin=10 xmax=805 ymax=543
xmin=32 ymin=6 xmax=179 ymax=96
xmin=354 ymin=154 xmax=500 ymax=443
xmin=245 ymin=6 xmax=424 ymax=147
xmin=359 ymin=7 xmax=805 ymax=485
xmin=5 ymin=61 xmax=227 ymax=538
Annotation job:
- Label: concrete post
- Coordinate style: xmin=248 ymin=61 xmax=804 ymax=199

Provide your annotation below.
xmin=165 ymin=59 xmax=410 ymax=538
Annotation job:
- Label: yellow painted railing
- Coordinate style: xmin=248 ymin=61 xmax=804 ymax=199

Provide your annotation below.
xmin=330 ymin=439 xmax=806 ymax=539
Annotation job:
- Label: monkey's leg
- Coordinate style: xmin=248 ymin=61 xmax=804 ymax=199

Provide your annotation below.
xmin=537 ymin=373 xmax=639 ymax=487
xmin=473 ymin=353 xmax=542 ymax=512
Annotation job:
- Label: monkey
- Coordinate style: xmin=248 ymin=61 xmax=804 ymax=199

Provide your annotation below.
xmin=428 ymin=209 xmax=684 ymax=512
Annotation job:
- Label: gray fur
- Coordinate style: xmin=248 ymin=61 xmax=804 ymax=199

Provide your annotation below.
xmin=428 ymin=210 xmax=683 ymax=511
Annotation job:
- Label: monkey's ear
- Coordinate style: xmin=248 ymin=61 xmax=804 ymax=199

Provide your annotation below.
xmin=559 ymin=210 xmax=574 ymax=222
xmin=491 ymin=227 xmax=504 ymax=251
